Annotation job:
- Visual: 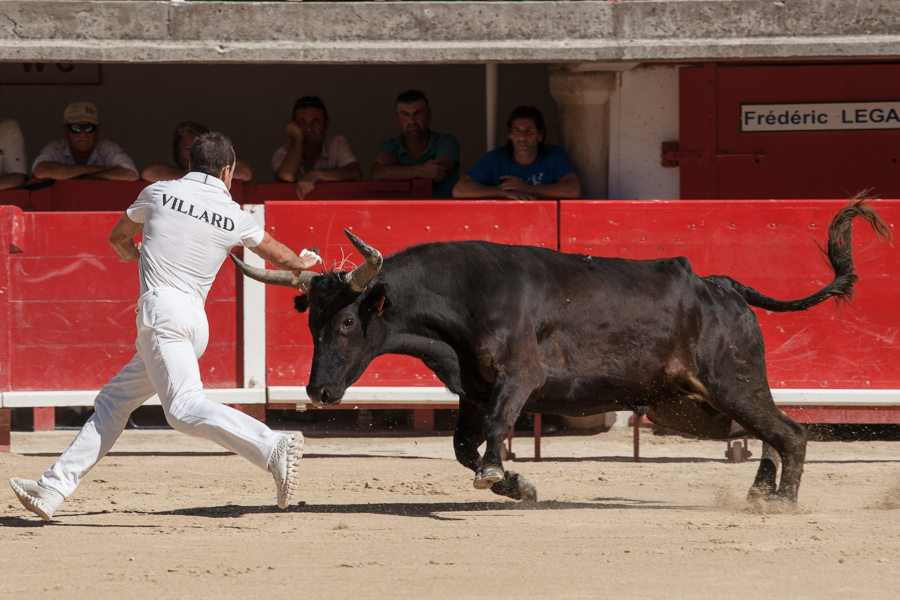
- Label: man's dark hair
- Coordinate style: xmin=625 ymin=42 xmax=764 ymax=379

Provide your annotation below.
xmin=172 ymin=121 xmax=210 ymax=164
xmin=504 ymin=105 xmax=548 ymax=155
xmin=292 ymin=96 xmax=328 ymax=122
xmin=189 ymin=132 xmax=236 ymax=177
xmin=395 ymin=89 xmax=429 ymax=110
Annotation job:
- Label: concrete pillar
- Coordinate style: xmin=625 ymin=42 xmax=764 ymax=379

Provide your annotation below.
xmin=549 ymin=69 xmax=617 ymax=200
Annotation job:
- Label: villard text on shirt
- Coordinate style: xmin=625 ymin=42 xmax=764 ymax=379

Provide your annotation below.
xmin=162 ymin=194 xmax=235 ymax=231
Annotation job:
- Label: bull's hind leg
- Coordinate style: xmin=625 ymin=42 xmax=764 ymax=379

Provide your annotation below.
xmin=748 ymin=442 xmax=781 ymax=501
xmin=724 ymin=388 xmax=807 ymax=504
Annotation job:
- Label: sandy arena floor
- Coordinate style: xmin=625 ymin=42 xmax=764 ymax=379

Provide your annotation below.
xmin=2 ymin=424 xmax=899 ymax=599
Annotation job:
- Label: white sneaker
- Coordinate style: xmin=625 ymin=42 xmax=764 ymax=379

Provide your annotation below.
xmin=9 ymin=478 xmax=64 ymax=522
xmin=268 ymin=432 xmax=303 ymax=509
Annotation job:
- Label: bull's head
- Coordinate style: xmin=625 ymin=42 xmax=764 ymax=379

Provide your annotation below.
xmin=230 ymin=229 xmax=385 ymax=407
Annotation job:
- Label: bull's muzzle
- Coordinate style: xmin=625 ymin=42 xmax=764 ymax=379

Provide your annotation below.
xmin=306 ymin=386 xmax=343 ymax=408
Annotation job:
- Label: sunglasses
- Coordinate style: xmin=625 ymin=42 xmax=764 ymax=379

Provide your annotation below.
xmin=66 ymin=123 xmax=97 ymax=134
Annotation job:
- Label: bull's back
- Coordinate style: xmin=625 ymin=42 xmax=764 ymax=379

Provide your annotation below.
xmin=394 ymin=243 xmax=711 ymax=401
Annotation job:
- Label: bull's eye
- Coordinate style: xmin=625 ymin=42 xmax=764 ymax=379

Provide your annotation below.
xmin=342 ymin=317 xmax=355 ymax=329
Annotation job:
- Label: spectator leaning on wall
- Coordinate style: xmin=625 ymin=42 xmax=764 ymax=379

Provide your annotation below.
xmin=452 ymin=105 xmax=580 ymax=200
xmin=32 ymin=101 xmax=139 ymax=182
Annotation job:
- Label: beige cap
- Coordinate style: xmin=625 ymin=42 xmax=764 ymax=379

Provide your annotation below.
xmin=63 ymin=101 xmax=99 ymax=125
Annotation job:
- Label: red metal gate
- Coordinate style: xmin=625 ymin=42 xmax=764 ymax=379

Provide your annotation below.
xmin=678 ymin=63 xmax=900 ymax=200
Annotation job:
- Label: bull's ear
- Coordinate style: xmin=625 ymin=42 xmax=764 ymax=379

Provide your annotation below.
xmin=361 ymin=283 xmax=391 ymax=318
xmin=294 ymin=294 xmax=310 ymax=313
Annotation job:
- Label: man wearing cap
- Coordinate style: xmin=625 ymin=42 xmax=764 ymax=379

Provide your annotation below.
xmin=32 ymin=101 xmax=139 ymax=181
xmin=272 ymin=96 xmax=361 ymax=199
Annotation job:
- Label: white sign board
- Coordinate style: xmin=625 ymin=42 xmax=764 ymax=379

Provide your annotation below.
xmin=741 ymin=102 xmax=900 ymax=132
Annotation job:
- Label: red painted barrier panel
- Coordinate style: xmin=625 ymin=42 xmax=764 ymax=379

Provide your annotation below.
xmin=29 ymin=180 xmax=151 ymax=212
xmin=28 ymin=179 xmax=244 ymax=212
xmin=263 ymin=200 xmax=558 ymax=387
xmin=782 ymin=407 xmax=900 ymax=425
xmin=0 ymin=205 xmax=25 ymax=394
xmin=244 ymin=180 xmax=432 ymax=203
xmin=7 ymin=211 xmax=242 ymax=390
xmin=560 ymin=199 xmax=899 ymax=390
xmin=0 ymin=189 xmax=30 ymax=209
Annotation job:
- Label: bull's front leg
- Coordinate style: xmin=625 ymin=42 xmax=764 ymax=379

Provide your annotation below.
xmin=473 ymin=370 xmax=541 ymax=503
xmin=453 ymin=398 xmax=486 ymax=473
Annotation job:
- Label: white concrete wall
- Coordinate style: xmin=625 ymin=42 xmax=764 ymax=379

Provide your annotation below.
xmin=609 ymin=65 xmax=681 ymax=200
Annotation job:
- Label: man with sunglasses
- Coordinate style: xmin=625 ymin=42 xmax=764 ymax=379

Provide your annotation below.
xmin=32 ymin=101 xmax=139 ymax=181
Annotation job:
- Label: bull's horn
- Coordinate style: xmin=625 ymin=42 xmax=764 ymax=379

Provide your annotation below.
xmin=344 ymin=229 xmax=383 ymax=292
xmin=229 ymin=253 xmax=319 ymax=292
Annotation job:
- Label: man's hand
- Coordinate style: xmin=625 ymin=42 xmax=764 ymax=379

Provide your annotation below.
xmin=284 ymin=120 xmax=304 ymax=142
xmin=118 ymin=241 xmax=142 ymax=263
xmin=417 ymin=159 xmax=451 ymax=182
xmin=291 ymin=248 xmax=323 ymax=275
xmin=498 ymin=175 xmax=529 ymax=192
xmin=296 ymin=178 xmax=317 ymax=200
xmin=498 ymin=176 xmax=537 ymax=200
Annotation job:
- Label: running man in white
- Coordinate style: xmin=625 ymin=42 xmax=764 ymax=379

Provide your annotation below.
xmin=10 ymin=132 xmax=321 ymax=521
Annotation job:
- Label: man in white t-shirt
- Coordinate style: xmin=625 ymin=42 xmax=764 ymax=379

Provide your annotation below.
xmin=0 ymin=118 xmax=28 ymax=189
xmin=10 ymin=133 xmax=321 ymax=521
xmin=32 ymin=101 xmax=139 ymax=181
xmin=272 ymin=96 xmax=362 ymax=199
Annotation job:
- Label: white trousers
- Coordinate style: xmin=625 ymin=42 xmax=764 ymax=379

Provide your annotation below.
xmin=39 ymin=288 xmax=280 ymax=498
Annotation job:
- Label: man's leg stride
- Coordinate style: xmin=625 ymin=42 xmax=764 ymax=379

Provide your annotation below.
xmin=9 ymin=352 xmax=157 ymax=521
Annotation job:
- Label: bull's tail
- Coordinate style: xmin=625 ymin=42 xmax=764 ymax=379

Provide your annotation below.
xmin=707 ymin=196 xmax=891 ymax=313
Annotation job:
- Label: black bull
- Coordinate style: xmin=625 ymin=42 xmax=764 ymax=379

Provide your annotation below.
xmin=233 ymin=200 xmax=890 ymax=505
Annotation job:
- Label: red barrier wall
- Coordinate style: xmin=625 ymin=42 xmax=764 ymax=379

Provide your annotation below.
xmin=7 ymin=211 xmax=242 ymax=390
xmin=0 ymin=198 xmax=894 ymax=403
xmin=560 ymin=199 xmax=899 ymax=390
xmin=26 ymin=180 xmax=245 ymax=212
xmin=244 ymin=180 xmax=432 ymax=203
xmin=263 ymin=200 xmax=558 ymax=387
xmin=0 ymin=206 xmax=25 ymax=391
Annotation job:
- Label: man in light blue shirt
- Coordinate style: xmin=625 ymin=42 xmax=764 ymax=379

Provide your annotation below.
xmin=453 ymin=105 xmax=581 ymax=200
xmin=371 ymin=90 xmax=459 ymax=198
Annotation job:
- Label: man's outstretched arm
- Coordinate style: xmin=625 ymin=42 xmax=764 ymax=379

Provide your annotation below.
xmin=247 ymin=232 xmax=322 ymax=275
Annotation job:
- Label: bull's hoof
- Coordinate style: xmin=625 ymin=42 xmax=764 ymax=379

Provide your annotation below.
xmin=747 ymin=493 xmax=799 ymax=515
xmin=473 ymin=465 xmax=503 ymax=489
xmin=764 ymin=493 xmax=798 ymax=508
xmin=746 ymin=484 xmax=776 ymax=502
xmin=490 ymin=471 xmax=538 ymax=503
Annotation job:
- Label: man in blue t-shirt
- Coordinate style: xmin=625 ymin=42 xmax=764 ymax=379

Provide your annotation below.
xmin=371 ymin=90 xmax=459 ymax=198
xmin=453 ymin=106 xmax=581 ymax=200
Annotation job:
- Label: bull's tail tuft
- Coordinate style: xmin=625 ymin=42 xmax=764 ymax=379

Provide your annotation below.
xmin=708 ymin=194 xmax=892 ymax=313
